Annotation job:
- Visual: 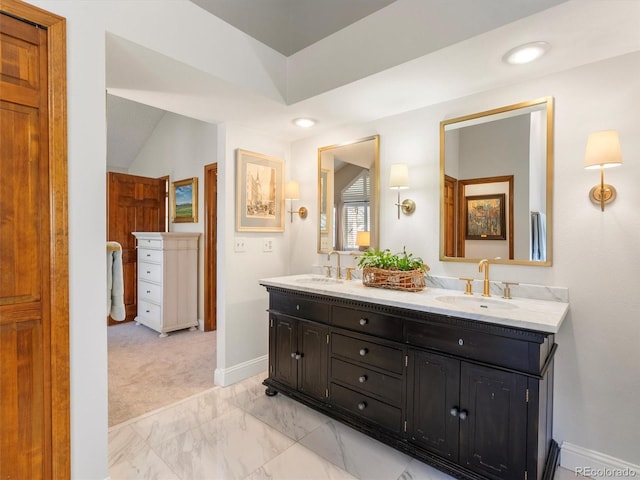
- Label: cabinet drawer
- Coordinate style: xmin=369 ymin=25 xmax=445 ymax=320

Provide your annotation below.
xmin=332 ymin=306 xmax=403 ymax=341
xmin=138 ymin=262 xmax=163 ymax=284
xmin=405 ymin=320 xmax=534 ymax=373
xmin=270 ymin=292 xmax=329 ymax=324
xmin=331 ymin=358 xmax=402 ymax=406
xmin=137 ymin=238 xmax=162 ymax=249
xmin=138 ymin=281 xmax=162 ymax=303
xmin=138 ymin=300 xmax=162 ymax=327
xmin=138 ymin=248 xmax=163 ymax=263
xmin=332 ymin=333 xmax=404 ymax=375
xmin=331 ymin=383 xmax=402 ymax=433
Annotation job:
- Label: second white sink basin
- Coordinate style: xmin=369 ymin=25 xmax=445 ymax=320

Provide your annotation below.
xmin=435 ymin=295 xmax=517 ymax=310
xmin=296 ymin=276 xmax=343 ymax=285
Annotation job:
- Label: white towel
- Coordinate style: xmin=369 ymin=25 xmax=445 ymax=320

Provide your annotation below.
xmin=107 ymin=242 xmax=126 ymax=321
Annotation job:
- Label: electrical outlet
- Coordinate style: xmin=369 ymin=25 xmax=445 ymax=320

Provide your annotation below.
xmin=263 ymin=238 xmax=274 ymax=252
xmin=234 ymin=237 xmax=246 ymax=252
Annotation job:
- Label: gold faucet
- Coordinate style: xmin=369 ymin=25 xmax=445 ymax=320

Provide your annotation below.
xmin=327 ymin=250 xmax=342 ymax=279
xmin=478 ymin=259 xmax=491 ymax=297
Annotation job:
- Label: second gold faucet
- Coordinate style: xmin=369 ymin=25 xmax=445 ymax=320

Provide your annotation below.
xmin=478 ymin=259 xmax=491 ymax=297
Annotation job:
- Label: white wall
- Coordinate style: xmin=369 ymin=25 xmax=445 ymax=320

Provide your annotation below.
xmin=290 ymin=51 xmax=640 ymax=465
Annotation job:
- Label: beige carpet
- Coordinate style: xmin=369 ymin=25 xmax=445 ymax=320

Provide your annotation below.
xmin=108 ymin=321 xmax=216 ymax=427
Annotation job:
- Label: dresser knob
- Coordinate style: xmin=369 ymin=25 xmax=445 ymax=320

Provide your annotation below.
xmin=459 ymin=410 xmax=468 ymax=420
xmin=359 ymin=318 xmax=368 ymax=326
xmin=357 ymin=401 xmax=367 ymax=411
xmin=358 ymin=375 xmax=367 ymax=383
xmin=296 ymin=305 xmax=300 ymax=310
xmin=359 ymin=348 xmax=368 ymax=356
xmin=450 ymin=407 xmax=459 ymax=417
xmin=290 ymin=352 xmax=301 ymax=360
xmin=458 ymin=338 xmax=464 ymax=346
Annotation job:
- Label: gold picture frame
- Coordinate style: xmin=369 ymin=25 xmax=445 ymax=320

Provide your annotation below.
xmin=236 ymin=149 xmax=284 ymax=232
xmin=171 ymin=177 xmax=198 ymax=223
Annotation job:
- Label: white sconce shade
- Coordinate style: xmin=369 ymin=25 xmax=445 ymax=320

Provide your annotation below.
xmin=285 ymin=180 xmax=300 ymax=199
xmin=584 ymin=130 xmax=623 ymax=169
xmin=584 ymin=130 xmax=622 ymax=211
xmin=389 ymin=164 xmax=410 ymax=189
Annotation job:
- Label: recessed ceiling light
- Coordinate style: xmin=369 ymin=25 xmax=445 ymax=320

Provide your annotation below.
xmin=292 ymin=118 xmax=316 ymax=128
xmin=502 ymin=41 xmax=550 ymax=65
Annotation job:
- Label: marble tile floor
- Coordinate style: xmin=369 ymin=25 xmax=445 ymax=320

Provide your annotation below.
xmin=109 ymin=371 xmax=578 ymax=480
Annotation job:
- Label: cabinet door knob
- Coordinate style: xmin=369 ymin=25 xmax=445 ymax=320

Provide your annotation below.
xmin=359 ymin=348 xmax=368 ymax=356
xmin=459 ymin=410 xmax=468 ymax=420
xmin=359 ymin=318 xmax=368 ymax=326
xmin=450 ymin=407 xmax=459 ymax=417
xmin=290 ymin=352 xmax=301 ymax=360
xmin=357 ymin=401 xmax=367 ymax=411
xmin=358 ymin=375 xmax=367 ymax=383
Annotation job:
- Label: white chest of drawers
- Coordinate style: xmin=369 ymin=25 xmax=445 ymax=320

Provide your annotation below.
xmin=132 ymin=232 xmax=200 ymax=337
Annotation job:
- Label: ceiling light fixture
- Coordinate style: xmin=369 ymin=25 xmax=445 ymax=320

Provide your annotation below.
xmin=502 ymin=41 xmax=550 ymax=65
xmin=292 ymin=117 xmax=316 ymax=128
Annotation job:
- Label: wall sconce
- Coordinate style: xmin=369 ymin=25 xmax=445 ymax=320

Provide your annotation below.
xmin=285 ymin=181 xmax=308 ymax=222
xmin=389 ymin=163 xmax=416 ymax=219
xmin=355 ymin=231 xmax=370 ymax=251
xmin=584 ymin=130 xmax=623 ymax=212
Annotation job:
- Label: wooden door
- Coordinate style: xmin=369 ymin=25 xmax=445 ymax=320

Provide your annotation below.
xmin=407 ymin=349 xmax=460 ymax=460
xmin=297 ymin=320 xmax=328 ymax=400
xmin=204 ymin=163 xmax=217 ymax=331
xmin=0 ymin=3 xmax=69 ymax=479
xmin=459 ymin=362 xmax=527 ymax=480
xmin=269 ymin=314 xmax=297 ymax=389
xmin=106 ymin=172 xmax=166 ymax=324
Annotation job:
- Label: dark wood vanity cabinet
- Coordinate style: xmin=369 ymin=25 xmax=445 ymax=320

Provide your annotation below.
xmin=263 ymin=287 xmax=559 ymax=480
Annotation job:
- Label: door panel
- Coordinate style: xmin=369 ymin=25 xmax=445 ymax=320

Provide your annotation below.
xmin=106 ymin=172 xmax=165 ymax=324
xmin=407 ymin=349 xmax=460 ymax=460
xmin=298 ymin=320 xmax=328 ymax=400
xmin=271 ymin=314 xmax=297 ymax=388
xmin=459 ymin=363 xmax=527 ymax=480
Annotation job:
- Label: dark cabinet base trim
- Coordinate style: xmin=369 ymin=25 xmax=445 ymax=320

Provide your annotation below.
xmin=263 ymin=378 xmax=559 ymax=480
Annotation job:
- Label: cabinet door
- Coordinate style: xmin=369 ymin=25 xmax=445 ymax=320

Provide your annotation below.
xmin=459 ymin=363 xmax=527 ymax=480
xmin=407 ymin=350 xmax=460 ymax=460
xmin=270 ymin=314 xmax=298 ymax=389
xmin=298 ymin=320 xmax=328 ymax=400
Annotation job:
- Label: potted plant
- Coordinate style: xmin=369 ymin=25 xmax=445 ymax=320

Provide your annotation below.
xmin=357 ymin=247 xmax=429 ymax=292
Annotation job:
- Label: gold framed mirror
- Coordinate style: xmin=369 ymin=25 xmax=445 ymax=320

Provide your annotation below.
xmin=317 ymin=135 xmax=380 ymax=253
xmin=440 ymin=97 xmax=554 ymax=266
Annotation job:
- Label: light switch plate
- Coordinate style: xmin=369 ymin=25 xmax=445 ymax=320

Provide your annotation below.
xmin=234 ymin=238 xmax=246 ymax=252
xmin=263 ymin=238 xmax=274 ymax=252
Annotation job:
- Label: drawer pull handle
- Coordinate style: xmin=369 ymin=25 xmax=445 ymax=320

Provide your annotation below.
xmin=450 ymin=407 xmax=459 ymax=417
xmin=359 ymin=348 xmax=368 ymax=356
xmin=458 ymin=338 xmax=464 ymax=346
xmin=358 ymin=375 xmax=367 ymax=383
xmin=296 ymin=305 xmax=300 ymax=310
xmin=459 ymin=410 xmax=468 ymax=420
xmin=290 ymin=352 xmax=301 ymax=360
xmin=357 ymin=401 xmax=367 ymax=411
xmin=359 ymin=318 xmax=368 ymax=326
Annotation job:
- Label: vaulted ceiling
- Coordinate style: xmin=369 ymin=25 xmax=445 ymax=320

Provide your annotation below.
xmin=106 ymin=0 xmax=640 ymax=169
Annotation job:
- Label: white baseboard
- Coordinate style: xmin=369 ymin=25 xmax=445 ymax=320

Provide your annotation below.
xmin=561 ymin=442 xmax=640 ymax=478
xmin=214 ymin=355 xmax=268 ymax=387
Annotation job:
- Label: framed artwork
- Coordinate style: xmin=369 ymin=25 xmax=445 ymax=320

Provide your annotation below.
xmin=465 ymin=193 xmax=506 ymax=240
xmin=236 ymin=149 xmax=284 ymax=232
xmin=171 ymin=177 xmax=198 ymax=223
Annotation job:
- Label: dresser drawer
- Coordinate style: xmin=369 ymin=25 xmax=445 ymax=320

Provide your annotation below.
xmin=331 ymin=333 xmax=404 ymax=375
xmin=330 ymin=383 xmax=402 ymax=433
xmin=331 ymin=358 xmax=402 ymax=406
xmin=138 ymin=248 xmax=163 ymax=263
xmin=137 ymin=300 xmax=162 ymax=328
xmin=332 ymin=305 xmax=403 ymax=341
xmin=270 ymin=292 xmax=329 ymax=324
xmin=405 ymin=319 xmax=535 ymax=373
xmin=138 ymin=281 xmax=162 ymax=303
xmin=137 ymin=238 xmax=163 ymax=249
xmin=138 ymin=261 xmax=163 ymax=284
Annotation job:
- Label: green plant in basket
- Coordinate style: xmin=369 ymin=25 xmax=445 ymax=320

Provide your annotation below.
xmin=358 ymin=247 xmax=429 ymax=272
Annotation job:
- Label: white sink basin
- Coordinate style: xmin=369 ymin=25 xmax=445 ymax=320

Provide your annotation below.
xmin=435 ymin=295 xmax=517 ymax=310
xmin=296 ymin=276 xmax=343 ymax=285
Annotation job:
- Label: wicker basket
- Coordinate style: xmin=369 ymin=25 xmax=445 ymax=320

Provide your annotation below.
xmin=362 ymin=267 xmax=426 ymax=292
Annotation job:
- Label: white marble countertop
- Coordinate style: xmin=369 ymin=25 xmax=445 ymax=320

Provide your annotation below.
xmin=259 ymin=274 xmax=569 ymax=334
